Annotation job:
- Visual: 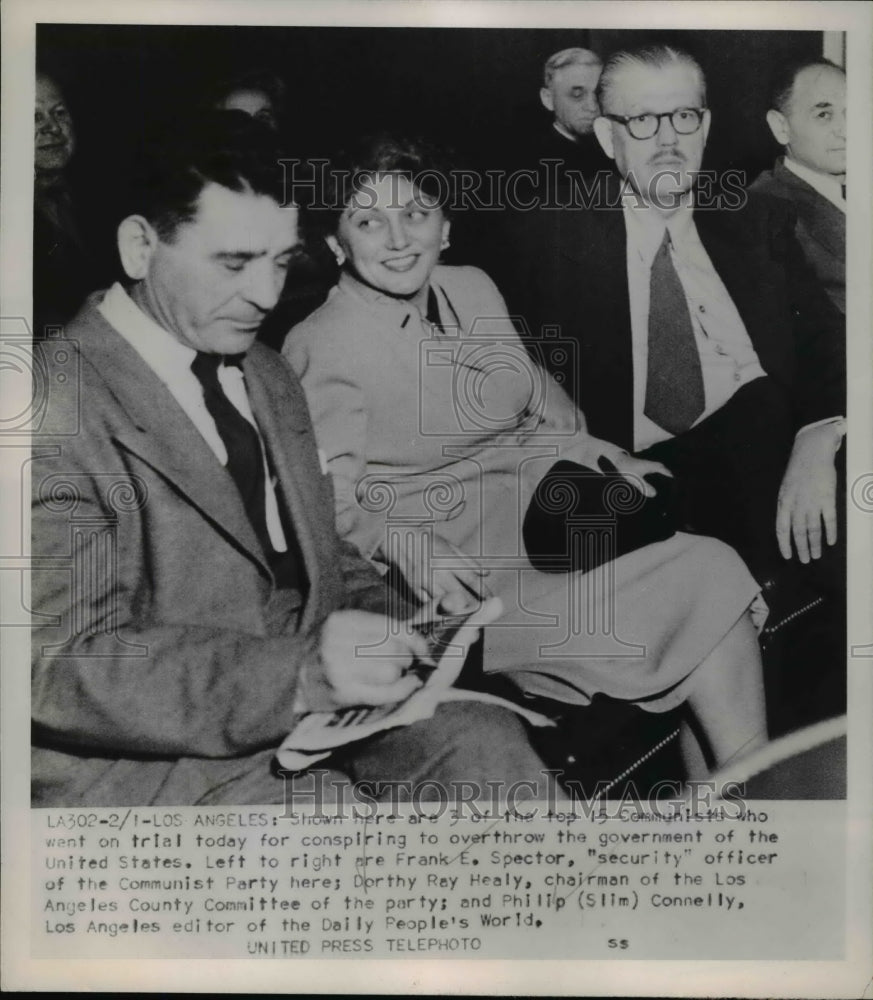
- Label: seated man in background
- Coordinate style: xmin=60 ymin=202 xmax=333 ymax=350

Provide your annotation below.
xmin=211 ymin=68 xmax=286 ymax=132
xmin=750 ymin=57 xmax=846 ymax=314
xmin=501 ymin=45 xmax=846 ymax=731
xmin=33 ymin=69 xmax=105 ymax=337
xmin=538 ymin=46 xmax=612 ymax=180
xmin=30 ymin=111 xmax=557 ymax=807
xmin=505 ymin=43 xmax=845 ymax=594
xmin=197 ymin=67 xmax=333 ymax=349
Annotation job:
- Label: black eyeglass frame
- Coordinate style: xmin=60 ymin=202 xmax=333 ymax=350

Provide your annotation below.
xmin=600 ymin=107 xmax=708 ymax=140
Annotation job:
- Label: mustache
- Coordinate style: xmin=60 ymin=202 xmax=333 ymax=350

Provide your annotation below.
xmin=648 ymin=150 xmax=687 ymax=165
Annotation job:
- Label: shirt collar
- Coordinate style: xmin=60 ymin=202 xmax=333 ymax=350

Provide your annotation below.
xmin=621 ymin=184 xmax=695 ymax=264
xmin=783 ymin=156 xmax=846 ymax=210
xmin=98 ymin=281 xmax=198 ymax=383
xmin=337 ymin=269 xmax=430 ymax=329
xmin=553 ymin=121 xmax=580 ymax=144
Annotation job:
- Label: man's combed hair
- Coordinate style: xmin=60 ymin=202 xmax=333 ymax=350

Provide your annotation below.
xmin=126 ymin=110 xmax=286 ymax=241
xmin=543 ymin=47 xmax=602 ymax=87
xmin=768 ymin=56 xmax=845 ymax=115
xmin=596 ymin=44 xmax=707 ymax=112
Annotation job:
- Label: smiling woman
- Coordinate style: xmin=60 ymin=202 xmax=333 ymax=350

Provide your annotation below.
xmin=282 ymin=133 xmax=771 ymax=781
xmin=315 ymin=135 xmax=453 ymax=304
xmin=329 ymin=173 xmax=449 ymax=309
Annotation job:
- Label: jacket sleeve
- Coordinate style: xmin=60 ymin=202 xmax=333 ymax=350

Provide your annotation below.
xmin=30 ymin=435 xmax=328 ymax=760
xmin=459 ymin=264 xmax=586 ymax=440
xmin=745 ymin=191 xmax=846 ymax=428
xmin=775 ymin=201 xmax=846 ymax=428
xmin=29 ymin=336 xmax=399 ymax=760
xmin=283 ymin=319 xmax=390 ymax=561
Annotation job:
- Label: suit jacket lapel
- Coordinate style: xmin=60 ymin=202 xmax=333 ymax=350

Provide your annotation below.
xmin=694 ymin=206 xmax=796 ymax=381
xmin=694 ymin=211 xmax=753 ymax=314
xmin=243 ymin=348 xmax=323 ymax=620
xmin=70 ymin=302 xmax=270 ymax=575
xmin=773 ymin=159 xmax=845 ymax=258
xmin=556 ymin=200 xmax=635 ymax=448
xmin=694 ymin=208 xmax=767 ymax=331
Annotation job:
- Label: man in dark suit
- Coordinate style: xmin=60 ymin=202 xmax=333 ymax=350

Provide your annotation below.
xmin=751 ymin=57 xmax=846 ymax=314
xmin=537 ymin=47 xmax=611 ymax=180
xmin=30 ymin=113 xmax=554 ymax=807
xmin=504 ymin=44 xmax=845 ymax=593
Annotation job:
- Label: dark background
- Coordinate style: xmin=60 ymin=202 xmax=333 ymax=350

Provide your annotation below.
xmin=37 ymin=23 xmax=825 ymax=320
xmin=39 ymin=24 xmax=822 ymax=179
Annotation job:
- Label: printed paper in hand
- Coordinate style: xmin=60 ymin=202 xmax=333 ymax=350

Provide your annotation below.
xmin=276 ymin=597 xmax=555 ymax=771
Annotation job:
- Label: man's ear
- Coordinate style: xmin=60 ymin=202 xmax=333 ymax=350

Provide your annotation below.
xmin=325 ymin=234 xmax=346 ymax=267
xmin=765 ymin=109 xmax=790 ymax=146
xmin=702 ymin=107 xmax=713 ymax=146
xmin=593 ymin=116 xmax=615 ymax=159
xmin=540 ymin=86 xmax=555 ymax=114
xmin=117 ymin=215 xmax=159 ymax=281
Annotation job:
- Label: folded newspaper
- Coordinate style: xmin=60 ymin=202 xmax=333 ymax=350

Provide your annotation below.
xmin=276 ymin=597 xmax=555 ymax=771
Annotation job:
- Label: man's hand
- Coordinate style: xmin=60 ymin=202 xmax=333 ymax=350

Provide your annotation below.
xmin=315 ymin=609 xmax=432 ymax=709
xmin=776 ymin=424 xmax=842 ymax=563
xmin=563 ymin=436 xmax=673 ymax=498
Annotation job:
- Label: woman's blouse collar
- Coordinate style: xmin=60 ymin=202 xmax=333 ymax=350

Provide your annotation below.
xmin=336 ymin=269 xmax=433 ymax=328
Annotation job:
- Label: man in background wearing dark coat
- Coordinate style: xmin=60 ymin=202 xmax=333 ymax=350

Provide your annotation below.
xmin=750 ymin=57 xmax=846 ymax=314
xmin=33 ymin=71 xmax=104 ymax=338
xmin=537 ymin=47 xmax=611 ymax=181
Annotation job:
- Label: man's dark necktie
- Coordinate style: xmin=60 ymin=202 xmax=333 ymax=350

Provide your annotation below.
xmin=643 ymin=229 xmax=705 ymax=435
xmin=190 ymin=352 xmax=279 ymax=558
xmin=841 ymin=182 xmax=846 ymax=200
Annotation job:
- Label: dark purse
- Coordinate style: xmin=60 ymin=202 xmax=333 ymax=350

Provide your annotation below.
xmin=522 ymin=457 xmax=678 ymax=573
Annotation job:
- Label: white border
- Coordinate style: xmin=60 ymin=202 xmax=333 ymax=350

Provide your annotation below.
xmin=3 ymin=1 xmax=871 ymax=994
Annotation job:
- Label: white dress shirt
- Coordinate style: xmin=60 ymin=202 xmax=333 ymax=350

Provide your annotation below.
xmin=784 ymin=156 xmax=846 ymax=214
xmin=98 ymin=282 xmax=287 ymax=552
xmin=623 ymin=198 xmax=768 ymax=450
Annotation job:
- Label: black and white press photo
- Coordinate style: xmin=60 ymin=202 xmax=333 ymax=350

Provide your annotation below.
xmin=2 ymin=1 xmax=871 ymax=995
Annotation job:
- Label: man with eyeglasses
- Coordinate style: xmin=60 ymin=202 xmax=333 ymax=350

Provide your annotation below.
xmin=504 ymin=45 xmax=845 ymax=672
